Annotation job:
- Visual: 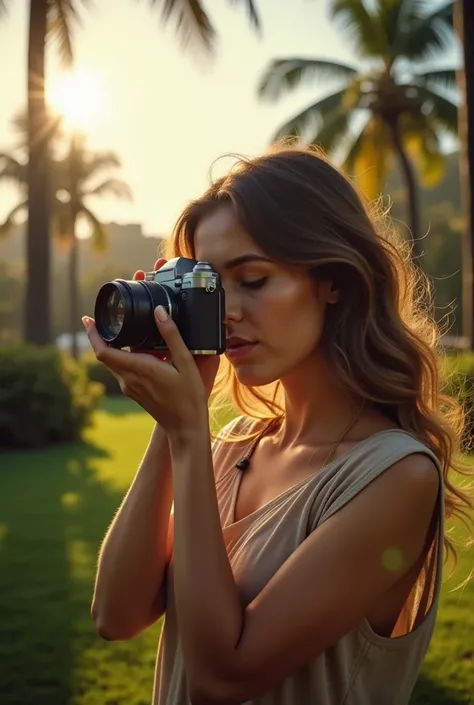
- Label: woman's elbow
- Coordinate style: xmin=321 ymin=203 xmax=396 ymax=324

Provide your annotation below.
xmin=91 ymin=596 xmax=165 ymax=641
xmin=188 ymin=677 xmax=244 ymax=705
xmin=92 ymin=614 xmax=136 ymax=641
xmin=91 ymin=605 xmax=142 ymax=642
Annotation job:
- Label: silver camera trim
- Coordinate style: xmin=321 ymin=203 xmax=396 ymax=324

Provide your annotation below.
xmin=144 ymin=261 xmax=223 ymax=354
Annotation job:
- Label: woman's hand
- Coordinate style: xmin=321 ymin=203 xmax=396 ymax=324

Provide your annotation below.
xmin=82 ymin=257 xmax=220 ymax=435
xmin=132 ymin=258 xmax=220 ymax=398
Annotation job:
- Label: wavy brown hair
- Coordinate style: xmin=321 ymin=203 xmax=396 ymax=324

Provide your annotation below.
xmin=166 ymin=145 xmax=474 ymax=577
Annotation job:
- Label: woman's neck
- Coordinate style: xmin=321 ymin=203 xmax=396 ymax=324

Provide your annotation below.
xmin=277 ymin=351 xmax=361 ymax=447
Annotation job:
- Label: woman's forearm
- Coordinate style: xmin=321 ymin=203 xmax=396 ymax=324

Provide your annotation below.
xmin=91 ymin=423 xmax=173 ymax=639
xmin=169 ymin=423 xmax=244 ymax=699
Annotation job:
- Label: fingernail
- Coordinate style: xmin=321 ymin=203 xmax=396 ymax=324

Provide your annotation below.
xmin=155 ymin=306 xmax=168 ymax=322
xmin=82 ymin=316 xmax=92 ymax=329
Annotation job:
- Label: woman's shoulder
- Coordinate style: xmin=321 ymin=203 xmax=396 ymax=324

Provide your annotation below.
xmin=212 ymin=414 xmax=258 ymax=450
xmin=212 ymin=414 xmax=264 ymax=466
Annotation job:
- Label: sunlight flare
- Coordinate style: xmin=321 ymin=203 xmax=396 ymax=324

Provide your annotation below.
xmin=47 ymin=68 xmax=105 ymax=132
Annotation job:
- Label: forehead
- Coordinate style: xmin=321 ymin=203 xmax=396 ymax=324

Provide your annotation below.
xmin=194 ymin=204 xmax=266 ymax=266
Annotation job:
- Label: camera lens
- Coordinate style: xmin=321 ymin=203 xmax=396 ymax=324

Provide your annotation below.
xmin=105 ymin=289 xmax=125 ymax=336
xmin=94 ymin=279 xmax=172 ymax=349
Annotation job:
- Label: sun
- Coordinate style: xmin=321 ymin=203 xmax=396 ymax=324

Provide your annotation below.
xmin=47 ymin=69 xmax=104 ymax=131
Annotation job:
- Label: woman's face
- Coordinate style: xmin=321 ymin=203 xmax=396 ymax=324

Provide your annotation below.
xmin=193 ymin=204 xmax=338 ymax=387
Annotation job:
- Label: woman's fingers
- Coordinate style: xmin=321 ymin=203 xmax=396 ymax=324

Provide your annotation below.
xmin=83 ymin=317 xmax=135 ymax=374
xmin=134 ymin=258 xmax=166 ymax=281
xmin=153 ymin=307 xmax=194 ymax=374
xmin=96 ymin=260 xmax=169 ymax=361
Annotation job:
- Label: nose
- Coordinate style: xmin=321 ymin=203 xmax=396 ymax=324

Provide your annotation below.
xmin=224 ymin=289 xmax=244 ymax=324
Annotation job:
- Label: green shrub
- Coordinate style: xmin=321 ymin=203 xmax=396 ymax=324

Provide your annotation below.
xmin=0 ymin=344 xmax=103 ymax=449
xmin=442 ymin=350 xmax=474 ymax=444
xmin=82 ymin=351 xmax=122 ymax=396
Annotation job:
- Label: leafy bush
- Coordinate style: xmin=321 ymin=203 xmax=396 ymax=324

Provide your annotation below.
xmin=82 ymin=351 xmax=122 ymax=396
xmin=442 ymin=350 xmax=474 ymax=444
xmin=0 ymin=344 xmax=103 ymax=449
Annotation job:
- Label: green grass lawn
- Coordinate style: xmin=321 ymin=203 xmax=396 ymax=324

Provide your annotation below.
xmin=0 ymin=398 xmax=473 ymax=705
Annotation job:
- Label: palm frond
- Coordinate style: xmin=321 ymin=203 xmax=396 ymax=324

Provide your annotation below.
xmin=0 ymin=200 xmax=28 ymax=240
xmin=414 ymin=84 xmax=458 ymax=133
xmin=80 ymin=151 xmax=122 ymax=184
xmin=344 ymin=116 xmax=392 ymax=201
xmin=310 ymin=110 xmax=352 ymax=155
xmin=375 ymin=0 xmax=413 ymax=58
xmin=228 ymin=0 xmax=261 ymax=32
xmin=149 ymin=0 xmax=216 ymax=53
xmin=84 ymin=178 xmax=133 ymax=201
xmin=384 ymin=0 xmax=429 ymax=59
xmin=46 ymin=0 xmax=85 ymax=67
xmin=272 ymin=87 xmax=355 ymax=142
xmin=79 ymin=206 xmax=108 ymax=253
xmin=398 ymin=1 xmax=455 ymax=62
xmin=400 ymin=112 xmax=446 ymax=188
xmin=310 ymin=79 xmax=362 ymax=153
xmin=0 ymin=153 xmax=26 ymax=185
xmin=52 ymin=199 xmax=74 ymax=242
xmin=11 ymin=108 xmax=64 ymax=153
xmin=414 ymin=68 xmax=457 ymax=93
xmin=11 ymin=112 xmax=28 ymax=138
xmin=258 ymin=58 xmax=357 ymax=102
xmin=344 ymin=124 xmax=367 ymax=174
xmin=328 ymin=0 xmax=389 ymax=60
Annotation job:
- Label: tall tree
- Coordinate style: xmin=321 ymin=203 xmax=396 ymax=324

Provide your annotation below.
xmin=0 ymin=0 xmax=261 ymax=346
xmin=258 ymin=0 xmax=457 ymax=265
xmin=0 ymin=131 xmax=132 ymax=358
xmin=456 ymin=0 xmax=474 ymax=347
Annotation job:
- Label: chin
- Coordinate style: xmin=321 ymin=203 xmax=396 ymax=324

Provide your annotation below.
xmin=232 ymin=362 xmax=281 ymax=388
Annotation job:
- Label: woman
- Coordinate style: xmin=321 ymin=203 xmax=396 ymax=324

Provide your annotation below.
xmin=84 ymin=147 xmax=472 ymax=705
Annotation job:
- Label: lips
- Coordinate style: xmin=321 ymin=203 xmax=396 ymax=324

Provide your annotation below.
xmin=226 ymin=336 xmax=256 ymax=348
xmin=226 ymin=336 xmax=258 ymax=360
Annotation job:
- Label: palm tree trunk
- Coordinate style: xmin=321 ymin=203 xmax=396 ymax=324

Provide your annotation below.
xmin=457 ymin=0 xmax=474 ymax=349
xmin=69 ymin=236 xmax=79 ymax=359
xmin=26 ymin=0 xmax=51 ymax=345
xmin=69 ymin=134 xmax=80 ymax=359
xmin=387 ymin=118 xmax=422 ymax=265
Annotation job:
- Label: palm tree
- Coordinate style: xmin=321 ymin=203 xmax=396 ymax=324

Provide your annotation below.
xmin=0 ymin=131 xmax=132 ymax=358
xmin=456 ymin=0 xmax=474 ymax=347
xmin=0 ymin=0 xmax=261 ymax=346
xmin=258 ymin=0 xmax=457 ymax=265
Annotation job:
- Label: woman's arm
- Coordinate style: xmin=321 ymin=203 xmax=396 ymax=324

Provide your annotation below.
xmin=91 ymin=423 xmax=173 ymax=640
xmin=85 ymin=297 xmax=220 ymax=644
xmin=170 ymin=427 xmax=440 ymax=705
xmin=169 ymin=423 xmax=244 ymax=698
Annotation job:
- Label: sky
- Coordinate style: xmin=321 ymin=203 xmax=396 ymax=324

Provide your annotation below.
xmin=0 ymin=0 xmax=460 ymax=238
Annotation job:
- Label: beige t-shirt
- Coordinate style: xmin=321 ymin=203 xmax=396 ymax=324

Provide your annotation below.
xmin=153 ymin=417 xmax=444 ymax=705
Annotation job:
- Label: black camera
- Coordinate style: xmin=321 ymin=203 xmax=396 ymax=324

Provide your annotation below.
xmin=94 ymin=257 xmax=226 ymax=354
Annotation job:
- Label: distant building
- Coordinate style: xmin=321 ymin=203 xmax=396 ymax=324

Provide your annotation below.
xmin=56 ymin=332 xmax=91 ymax=354
xmin=0 ymin=222 xmax=165 ymax=274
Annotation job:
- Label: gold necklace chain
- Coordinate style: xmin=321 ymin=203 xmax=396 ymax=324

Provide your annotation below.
xmin=309 ymin=404 xmax=364 ymax=472
xmin=235 ymin=404 xmax=364 ymax=472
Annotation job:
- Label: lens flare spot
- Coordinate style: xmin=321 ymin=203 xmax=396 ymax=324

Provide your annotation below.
xmin=0 ymin=523 xmax=7 ymax=547
xmin=61 ymin=492 xmax=81 ymax=510
xmin=381 ymin=546 xmax=404 ymax=573
xmin=67 ymin=459 xmax=81 ymax=476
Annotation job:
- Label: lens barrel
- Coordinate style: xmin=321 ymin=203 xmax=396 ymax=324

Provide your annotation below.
xmin=94 ymin=279 xmax=172 ymax=348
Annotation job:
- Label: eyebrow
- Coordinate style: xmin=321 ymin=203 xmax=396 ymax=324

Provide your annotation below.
xmin=222 ymin=254 xmax=273 ymax=270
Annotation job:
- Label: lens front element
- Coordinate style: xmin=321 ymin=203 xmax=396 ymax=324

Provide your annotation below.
xmin=105 ymin=289 xmax=125 ymax=336
xmin=94 ymin=279 xmax=171 ymax=349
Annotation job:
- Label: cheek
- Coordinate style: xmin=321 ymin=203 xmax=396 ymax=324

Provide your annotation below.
xmin=290 ymin=303 xmax=325 ymax=352
xmin=257 ymin=281 xmax=324 ymax=342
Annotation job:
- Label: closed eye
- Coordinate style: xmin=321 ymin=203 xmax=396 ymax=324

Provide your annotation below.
xmin=241 ymin=277 xmax=268 ymax=290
